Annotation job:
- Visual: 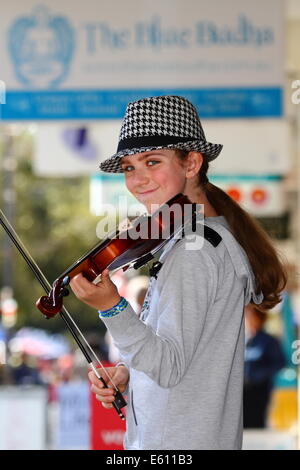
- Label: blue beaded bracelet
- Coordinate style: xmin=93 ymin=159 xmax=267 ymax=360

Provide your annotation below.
xmin=98 ymin=297 xmax=128 ymax=318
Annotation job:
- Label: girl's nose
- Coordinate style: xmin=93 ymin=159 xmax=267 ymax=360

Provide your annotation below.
xmin=134 ymin=170 xmax=150 ymax=186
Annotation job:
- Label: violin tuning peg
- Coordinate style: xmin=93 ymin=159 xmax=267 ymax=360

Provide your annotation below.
xmin=62 ymin=276 xmax=70 ymax=286
xmin=60 ymin=288 xmax=70 ymax=298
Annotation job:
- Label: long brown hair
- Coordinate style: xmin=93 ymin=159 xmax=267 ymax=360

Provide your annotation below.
xmin=176 ymin=150 xmax=288 ymax=310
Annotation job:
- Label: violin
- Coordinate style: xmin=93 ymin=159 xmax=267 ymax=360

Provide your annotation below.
xmin=36 ymin=193 xmax=197 ymax=318
xmin=0 ymin=193 xmax=198 ymax=421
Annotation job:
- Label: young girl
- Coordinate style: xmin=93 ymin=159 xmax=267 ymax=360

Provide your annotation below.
xmin=70 ymin=96 xmax=287 ymax=450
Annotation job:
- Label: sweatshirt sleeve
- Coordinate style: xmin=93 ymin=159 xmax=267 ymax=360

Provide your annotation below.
xmin=100 ymin=244 xmax=218 ymax=388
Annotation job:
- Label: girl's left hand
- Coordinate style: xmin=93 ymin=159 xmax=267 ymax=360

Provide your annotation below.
xmin=70 ymin=269 xmax=121 ymax=311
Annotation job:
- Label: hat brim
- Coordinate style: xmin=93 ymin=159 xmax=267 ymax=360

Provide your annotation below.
xmin=99 ymin=140 xmax=223 ymax=173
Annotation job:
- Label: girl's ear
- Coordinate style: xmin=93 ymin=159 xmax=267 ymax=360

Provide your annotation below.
xmin=185 ymin=152 xmax=203 ymax=178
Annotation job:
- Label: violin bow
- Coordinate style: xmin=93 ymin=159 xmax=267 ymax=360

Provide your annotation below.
xmin=0 ymin=209 xmax=127 ymax=420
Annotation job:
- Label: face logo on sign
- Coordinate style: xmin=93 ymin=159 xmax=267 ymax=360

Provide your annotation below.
xmin=7 ymin=5 xmax=75 ymax=88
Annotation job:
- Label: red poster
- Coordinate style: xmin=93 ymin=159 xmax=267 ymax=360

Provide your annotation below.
xmin=90 ymin=364 xmax=126 ymax=450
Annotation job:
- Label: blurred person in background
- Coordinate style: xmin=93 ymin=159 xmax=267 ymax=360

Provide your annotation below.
xmin=244 ymin=304 xmax=286 ymax=428
xmin=10 ymin=352 xmax=44 ymax=386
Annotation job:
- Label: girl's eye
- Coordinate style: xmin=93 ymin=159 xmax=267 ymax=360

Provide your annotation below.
xmin=122 ymin=165 xmax=134 ymax=172
xmin=122 ymin=160 xmax=160 ymax=172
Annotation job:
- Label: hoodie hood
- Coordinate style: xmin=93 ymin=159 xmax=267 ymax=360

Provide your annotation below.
xmin=204 ymin=216 xmax=264 ymax=305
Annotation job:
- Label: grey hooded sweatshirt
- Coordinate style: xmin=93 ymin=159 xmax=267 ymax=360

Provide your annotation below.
xmin=100 ymin=216 xmax=264 ymax=450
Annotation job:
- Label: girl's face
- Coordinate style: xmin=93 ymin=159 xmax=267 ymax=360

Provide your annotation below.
xmin=121 ymin=149 xmax=188 ymax=214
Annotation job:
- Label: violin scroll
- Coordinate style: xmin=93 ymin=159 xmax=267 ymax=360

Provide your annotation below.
xmin=36 ymin=276 xmax=70 ymax=318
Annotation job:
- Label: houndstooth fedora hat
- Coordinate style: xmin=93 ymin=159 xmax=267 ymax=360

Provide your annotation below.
xmin=99 ymin=95 xmax=223 ymax=173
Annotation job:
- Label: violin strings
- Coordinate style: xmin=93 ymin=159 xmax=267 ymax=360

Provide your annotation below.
xmin=0 ymin=209 xmax=119 ymax=391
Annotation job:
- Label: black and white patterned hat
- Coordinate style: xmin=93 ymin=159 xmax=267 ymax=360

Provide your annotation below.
xmin=99 ymin=95 xmax=223 ymax=173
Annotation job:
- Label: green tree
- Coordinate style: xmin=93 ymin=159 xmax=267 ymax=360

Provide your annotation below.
xmin=0 ymin=127 xmax=107 ymax=339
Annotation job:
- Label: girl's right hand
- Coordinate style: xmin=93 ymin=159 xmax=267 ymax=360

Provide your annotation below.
xmin=88 ymin=366 xmax=129 ymax=409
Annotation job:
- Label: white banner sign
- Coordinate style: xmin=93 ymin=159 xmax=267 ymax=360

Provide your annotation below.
xmin=55 ymin=381 xmax=90 ymax=450
xmin=207 ymin=119 xmax=290 ymax=175
xmin=0 ymin=0 xmax=284 ymax=120
xmin=0 ymin=386 xmax=47 ymax=450
xmin=33 ymin=118 xmax=290 ymax=177
xmin=34 ymin=121 xmax=121 ymax=176
xmin=243 ymin=430 xmax=297 ymax=450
